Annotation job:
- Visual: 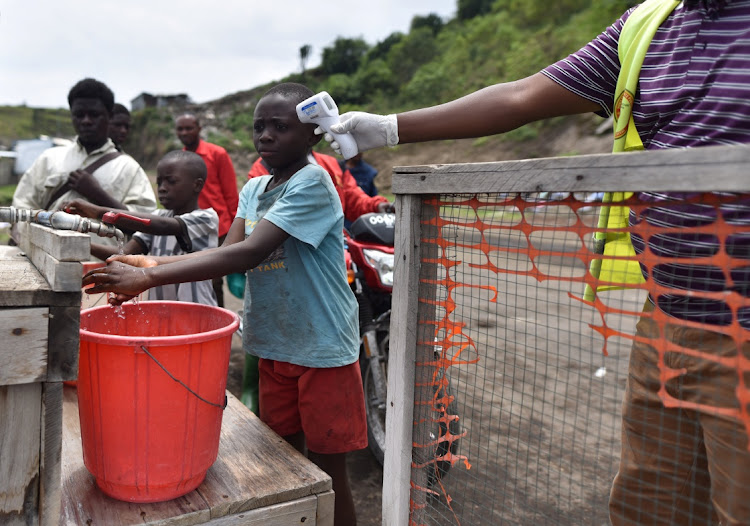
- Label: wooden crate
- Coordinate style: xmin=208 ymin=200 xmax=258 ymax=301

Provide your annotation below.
xmin=0 ymin=224 xmax=89 ymax=526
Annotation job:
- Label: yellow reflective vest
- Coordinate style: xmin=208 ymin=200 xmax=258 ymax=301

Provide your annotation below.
xmin=583 ymin=0 xmax=681 ymax=302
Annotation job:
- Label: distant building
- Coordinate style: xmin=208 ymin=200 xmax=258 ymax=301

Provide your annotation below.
xmin=130 ymin=92 xmax=192 ymax=111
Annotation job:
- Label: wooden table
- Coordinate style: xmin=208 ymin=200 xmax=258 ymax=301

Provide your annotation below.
xmin=60 ymin=387 xmax=334 ymax=525
xmin=0 ymin=236 xmax=84 ymax=526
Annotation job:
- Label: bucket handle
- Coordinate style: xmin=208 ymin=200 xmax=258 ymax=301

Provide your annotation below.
xmin=140 ymin=345 xmax=227 ymax=410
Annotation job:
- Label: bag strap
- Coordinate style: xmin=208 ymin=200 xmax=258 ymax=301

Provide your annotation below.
xmin=583 ymin=0 xmax=679 ymax=302
xmin=44 ymin=151 xmax=122 ymax=210
xmin=613 ymin=0 xmax=680 ymax=153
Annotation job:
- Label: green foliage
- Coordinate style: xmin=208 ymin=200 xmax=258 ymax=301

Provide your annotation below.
xmin=457 ymin=0 xmax=494 ymax=21
xmin=411 ymin=13 xmax=444 ymax=35
xmin=386 ymin=27 xmax=439 ymax=90
xmin=403 ymin=63 xmax=451 ymax=106
xmin=205 ymin=132 xmax=232 ymax=151
xmin=365 ymin=32 xmax=404 ymax=63
xmin=321 ymin=37 xmax=370 ymax=75
xmin=326 ymin=74 xmax=361 ymax=105
xmin=0 ymin=184 xmax=15 ymax=206
xmin=0 ymin=106 xmax=73 ymax=146
xmin=352 ymin=59 xmax=397 ymax=101
xmin=126 ymin=107 xmax=177 ymax=166
xmin=225 ymin=110 xmax=255 ymax=152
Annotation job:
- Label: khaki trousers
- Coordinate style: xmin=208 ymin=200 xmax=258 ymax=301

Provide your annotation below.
xmin=610 ymin=301 xmax=750 ymax=525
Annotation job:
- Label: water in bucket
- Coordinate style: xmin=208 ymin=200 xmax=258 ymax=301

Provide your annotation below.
xmin=77 ymin=301 xmax=239 ymax=502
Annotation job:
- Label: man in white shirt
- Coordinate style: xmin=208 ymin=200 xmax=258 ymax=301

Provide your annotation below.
xmin=12 ymin=78 xmax=156 ymax=246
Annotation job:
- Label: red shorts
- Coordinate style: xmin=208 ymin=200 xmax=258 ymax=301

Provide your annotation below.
xmin=258 ymin=359 xmax=368 ymax=455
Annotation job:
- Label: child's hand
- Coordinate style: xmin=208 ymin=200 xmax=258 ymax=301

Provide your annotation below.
xmin=63 ymin=199 xmax=102 ymax=219
xmin=106 ymin=254 xmax=158 ymax=268
xmin=82 ymin=260 xmax=154 ymax=299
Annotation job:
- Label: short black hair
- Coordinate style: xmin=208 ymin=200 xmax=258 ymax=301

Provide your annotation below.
xmin=158 ymin=150 xmax=207 ymax=184
xmin=68 ymin=78 xmax=115 ymax=115
xmin=262 ymin=82 xmax=314 ymax=107
xmin=112 ymin=103 xmax=130 ymax=117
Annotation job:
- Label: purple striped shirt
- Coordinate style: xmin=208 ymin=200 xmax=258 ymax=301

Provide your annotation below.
xmin=543 ymin=1 xmax=750 ymax=327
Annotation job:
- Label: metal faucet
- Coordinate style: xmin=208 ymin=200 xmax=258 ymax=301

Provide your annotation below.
xmin=0 ymin=206 xmax=126 ymax=242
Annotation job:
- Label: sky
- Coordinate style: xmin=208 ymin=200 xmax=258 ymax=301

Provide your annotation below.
xmin=0 ymin=1 xmax=456 ymax=109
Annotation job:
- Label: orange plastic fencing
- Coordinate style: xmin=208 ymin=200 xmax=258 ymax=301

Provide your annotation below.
xmin=408 ymin=192 xmax=750 ymax=525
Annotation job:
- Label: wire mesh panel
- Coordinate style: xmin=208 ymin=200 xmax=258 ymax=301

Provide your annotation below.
xmin=384 ymin=146 xmax=750 ymax=526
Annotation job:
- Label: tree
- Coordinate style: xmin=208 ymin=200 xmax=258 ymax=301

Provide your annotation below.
xmin=299 ymin=44 xmax=312 ymax=76
xmin=386 ymin=27 xmax=439 ymax=87
xmin=320 ymin=37 xmax=370 ymax=75
xmin=457 ymin=0 xmax=494 ymax=20
xmin=411 ymin=13 xmax=444 ymax=35
xmin=366 ymin=32 xmax=404 ymax=63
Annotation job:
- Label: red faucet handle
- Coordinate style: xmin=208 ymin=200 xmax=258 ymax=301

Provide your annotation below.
xmin=102 ymin=211 xmax=151 ymax=226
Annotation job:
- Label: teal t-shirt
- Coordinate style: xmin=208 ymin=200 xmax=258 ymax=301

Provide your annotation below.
xmin=237 ymin=164 xmax=359 ymax=368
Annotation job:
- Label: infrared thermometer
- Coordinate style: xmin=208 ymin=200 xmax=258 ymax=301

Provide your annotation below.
xmin=296 ymin=91 xmax=359 ymax=159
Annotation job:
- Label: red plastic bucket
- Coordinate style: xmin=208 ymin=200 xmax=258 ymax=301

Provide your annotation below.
xmin=77 ymin=301 xmax=239 ymax=502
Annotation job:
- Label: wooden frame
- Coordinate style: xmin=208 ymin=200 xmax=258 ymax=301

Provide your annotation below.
xmin=0 ymin=225 xmax=86 ymax=526
xmin=382 ymin=144 xmax=750 ymax=525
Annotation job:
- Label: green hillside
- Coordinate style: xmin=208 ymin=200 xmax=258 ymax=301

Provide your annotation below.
xmin=0 ymin=0 xmax=635 ymax=170
xmin=0 ymin=106 xmax=73 ymax=147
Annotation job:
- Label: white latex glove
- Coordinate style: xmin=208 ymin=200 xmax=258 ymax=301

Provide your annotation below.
xmin=314 ymin=112 xmax=399 ymax=155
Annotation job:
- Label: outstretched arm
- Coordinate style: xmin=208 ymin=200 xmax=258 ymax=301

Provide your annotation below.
xmin=83 ymin=218 xmax=288 ymax=300
xmin=327 ymin=73 xmax=600 ymax=152
xmin=64 ymin=198 xmax=185 ymax=237
xmin=397 ymin=73 xmax=599 ymax=143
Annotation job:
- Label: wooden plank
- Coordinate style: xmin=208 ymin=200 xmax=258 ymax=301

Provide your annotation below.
xmin=0 ymin=308 xmax=49 ymax=385
xmin=46 ymin=306 xmax=80 ymax=382
xmin=60 ymin=388 xmax=332 ymax=526
xmin=27 ymin=225 xmax=90 ymax=263
xmin=198 ymin=496 xmax=319 ymax=526
xmin=0 ymin=382 xmax=42 ymax=526
xmin=40 ymin=382 xmax=63 ymax=526
xmin=0 ymin=240 xmax=81 ymax=307
xmin=316 ymin=490 xmax=335 ymax=526
xmin=197 ymin=394 xmax=332 ymax=516
xmin=26 ymin=248 xmax=82 ymax=293
xmin=59 ymin=385 xmax=211 ymax=526
xmin=392 ymin=143 xmax=750 ymax=195
xmin=0 ymin=245 xmax=23 ymax=258
xmin=383 ymin=194 xmax=425 ymax=526
xmin=16 ymin=222 xmax=32 ymax=256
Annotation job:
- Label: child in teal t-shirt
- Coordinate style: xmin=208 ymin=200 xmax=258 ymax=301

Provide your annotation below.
xmin=83 ymin=83 xmax=366 ymax=526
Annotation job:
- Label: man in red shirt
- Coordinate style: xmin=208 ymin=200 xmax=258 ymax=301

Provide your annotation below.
xmin=248 ymin=150 xmax=394 ymax=221
xmin=176 ymin=113 xmax=239 ymax=307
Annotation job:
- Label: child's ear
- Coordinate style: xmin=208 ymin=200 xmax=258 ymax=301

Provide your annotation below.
xmin=194 ymin=178 xmax=206 ymax=192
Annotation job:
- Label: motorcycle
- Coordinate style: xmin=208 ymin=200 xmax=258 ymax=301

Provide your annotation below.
xmin=346 ymin=212 xmax=459 ymax=484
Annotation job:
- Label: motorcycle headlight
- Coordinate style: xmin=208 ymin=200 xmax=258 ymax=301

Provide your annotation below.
xmin=363 ymin=249 xmax=395 ymax=287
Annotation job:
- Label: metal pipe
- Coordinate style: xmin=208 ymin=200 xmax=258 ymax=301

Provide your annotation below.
xmin=0 ymin=206 xmax=125 ymax=241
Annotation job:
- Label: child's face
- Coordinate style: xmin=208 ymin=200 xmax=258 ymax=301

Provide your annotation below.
xmin=253 ymin=93 xmax=315 ymax=173
xmin=155 ymin=160 xmax=200 ymax=214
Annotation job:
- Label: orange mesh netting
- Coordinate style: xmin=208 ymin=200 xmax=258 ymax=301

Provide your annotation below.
xmin=408 ymin=192 xmax=750 ymax=525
